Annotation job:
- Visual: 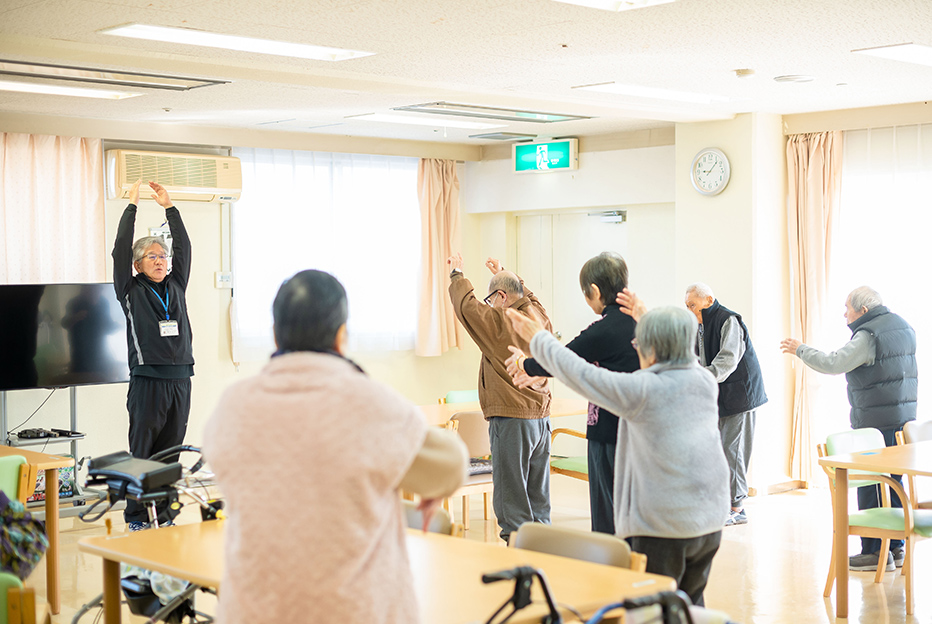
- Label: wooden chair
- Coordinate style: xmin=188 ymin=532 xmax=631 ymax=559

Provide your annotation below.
xmin=550 ymin=428 xmax=588 ymax=482
xmin=818 ymin=428 xmax=932 ymax=614
xmin=508 ymin=522 xmax=647 ymax=572
xmin=896 ymin=420 xmax=932 ymax=510
xmin=0 ymin=456 xmax=37 ymax=505
xmin=448 ymin=411 xmax=493 ymax=532
xmin=1 ymin=573 xmax=50 ymax=624
xmin=401 ymin=500 xmax=464 ymax=537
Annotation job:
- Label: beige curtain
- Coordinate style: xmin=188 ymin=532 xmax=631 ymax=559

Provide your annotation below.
xmin=415 ymin=159 xmax=462 ymax=356
xmin=786 ymin=131 xmax=843 ymax=483
xmin=0 ymin=133 xmax=105 ymax=283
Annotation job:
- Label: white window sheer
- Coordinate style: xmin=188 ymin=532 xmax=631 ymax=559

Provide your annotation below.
xmin=230 ymin=148 xmax=420 ymax=361
xmin=0 ymin=133 xmax=105 ymax=283
xmin=812 ymin=124 xmax=932 ymax=443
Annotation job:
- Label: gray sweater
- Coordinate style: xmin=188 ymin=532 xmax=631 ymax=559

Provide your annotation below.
xmin=530 ymin=332 xmax=730 ymax=539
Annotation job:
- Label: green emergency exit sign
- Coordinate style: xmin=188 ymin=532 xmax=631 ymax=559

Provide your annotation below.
xmin=513 ymin=139 xmax=579 ymax=173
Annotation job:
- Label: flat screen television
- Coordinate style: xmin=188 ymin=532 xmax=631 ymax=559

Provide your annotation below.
xmin=0 ymin=283 xmax=130 ymax=391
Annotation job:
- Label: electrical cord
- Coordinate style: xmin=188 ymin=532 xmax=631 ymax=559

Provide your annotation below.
xmin=8 ymin=388 xmax=56 ymax=433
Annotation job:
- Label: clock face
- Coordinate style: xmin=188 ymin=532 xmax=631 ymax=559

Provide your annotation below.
xmin=691 ymin=148 xmax=730 ymax=196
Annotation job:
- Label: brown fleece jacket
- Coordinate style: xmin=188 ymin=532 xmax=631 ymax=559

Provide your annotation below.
xmin=449 ymin=272 xmax=552 ymax=420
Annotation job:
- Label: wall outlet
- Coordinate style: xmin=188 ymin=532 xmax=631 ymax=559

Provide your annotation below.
xmin=215 ymin=271 xmax=233 ymax=289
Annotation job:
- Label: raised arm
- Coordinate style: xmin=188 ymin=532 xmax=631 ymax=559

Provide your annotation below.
xmin=783 ymin=331 xmax=875 ymax=375
xmin=112 ymin=180 xmax=142 ymax=298
xmin=150 ymin=181 xmax=192 ymax=289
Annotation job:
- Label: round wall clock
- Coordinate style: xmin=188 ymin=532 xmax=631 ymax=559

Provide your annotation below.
xmin=690 ymin=148 xmax=731 ymax=196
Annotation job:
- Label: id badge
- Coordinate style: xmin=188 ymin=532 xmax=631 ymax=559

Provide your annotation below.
xmin=159 ymin=320 xmax=179 ymax=337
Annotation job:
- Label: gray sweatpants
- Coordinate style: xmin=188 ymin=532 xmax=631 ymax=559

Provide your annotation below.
xmin=489 ymin=416 xmax=551 ymax=542
xmin=718 ymin=410 xmax=755 ymax=509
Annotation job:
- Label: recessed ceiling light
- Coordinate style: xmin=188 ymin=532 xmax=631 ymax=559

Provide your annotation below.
xmin=100 ymin=24 xmax=375 ymax=62
xmin=572 ymin=81 xmax=727 ymax=104
xmin=0 ymin=59 xmax=226 ymax=91
xmin=773 ymin=75 xmax=814 ymax=83
xmin=853 ymin=42 xmax=932 ymax=68
xmin=0 ymin=79 xmax=142 ymax=99
xmin=345 ymin=113 xmax=505 ymax=130
xmin=469 ymin=132 xmax=539 ymax=141
xmin=393 ymin=102 xmax=590 ymax=123
xmin=553 ymin=0 xmax=674 ymax=11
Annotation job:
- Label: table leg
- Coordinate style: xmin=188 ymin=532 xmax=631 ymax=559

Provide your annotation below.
xmin=43 ymin=468 xmax=60 ymax=615
xmin=835 ymin=467 xmax=848 ymax=618
xmin=102 ymin=558 xmax=122 ymax=624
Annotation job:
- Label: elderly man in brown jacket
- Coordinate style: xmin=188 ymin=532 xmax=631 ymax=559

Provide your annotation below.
xmin=448 ymin=253 xmax=553 ymax=542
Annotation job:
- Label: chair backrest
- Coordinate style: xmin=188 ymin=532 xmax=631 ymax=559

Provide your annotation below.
xmin=903 ymin=420 xmax=932 ymax=444
xmin=450 ymin=411 xmax=490 ymax=458
xmin=444 ymin=390 xmax=479 ymax=404
xmin=825 ymin=428 xmax=885 ymax=456
xmin=0 ymin=456 xmax=28 ymax=503
xmin=819 ymin=428 xmax=887 ymax=490
xmin=508 ymin=522 xmax=637 ymax=569
xmin=0 ymin=572 xmax=25 ymax=624
xmin=401 ymin=500 xmax=462 ymax=537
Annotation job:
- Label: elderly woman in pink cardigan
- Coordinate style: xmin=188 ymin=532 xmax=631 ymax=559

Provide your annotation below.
xmin=203 ymin=270 xmax=467 ymax=624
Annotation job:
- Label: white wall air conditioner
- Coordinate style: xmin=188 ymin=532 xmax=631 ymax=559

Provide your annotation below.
xmin=106 ymin=150 xmax=242 ymax=203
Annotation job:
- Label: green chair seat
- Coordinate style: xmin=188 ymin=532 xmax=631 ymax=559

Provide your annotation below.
xmin=850 ymin=508 xmax=932 ymax=538
xmin=550 ymin=455 xmax=588 ymax=475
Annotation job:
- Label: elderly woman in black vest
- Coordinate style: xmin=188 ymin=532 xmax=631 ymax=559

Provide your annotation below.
xmin=781 ymin=286 xmax=917 ymax=572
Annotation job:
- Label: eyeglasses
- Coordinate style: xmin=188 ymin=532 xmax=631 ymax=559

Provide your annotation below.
xmin=483 ymin=290 xmax=503 ymax=306
xmin=631 ymin=338 xmax=639 ymax=350
xmin=145 ymin=254 xmax=169 ymax=262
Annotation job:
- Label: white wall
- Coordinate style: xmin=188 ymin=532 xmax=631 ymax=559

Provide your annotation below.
xmin=462 ymin=145 xmax=675 ymax=214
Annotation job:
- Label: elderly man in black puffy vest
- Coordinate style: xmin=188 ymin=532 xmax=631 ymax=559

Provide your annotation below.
xmin=685 ymin=284 xmax=768 ymax=528
xmin=781 ymin=286 xmax=918 ymax=573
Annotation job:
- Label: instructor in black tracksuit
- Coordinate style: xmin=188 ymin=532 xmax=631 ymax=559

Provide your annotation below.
xmin=112 ymin=180 xmax=194 ymax=529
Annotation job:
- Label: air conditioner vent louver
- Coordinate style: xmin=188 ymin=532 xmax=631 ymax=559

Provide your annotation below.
xmin=106 ymin=149 xmax=241 ymax=203
xmin=123 ymin=153 xmax=219 ymax=188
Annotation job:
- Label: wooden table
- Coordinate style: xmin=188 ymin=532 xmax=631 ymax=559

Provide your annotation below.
xmin=0 ymin=445 xmax=72 ymax=615
xmin=79 ymin=520 xmax=675 ymax=624
xmin=419 ymin=397 xmax=587 ymax=426
xmin=818 ymin=439 xmax=932 ymax=618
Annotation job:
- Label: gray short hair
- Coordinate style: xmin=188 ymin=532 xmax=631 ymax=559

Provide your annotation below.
xmin=635 ymin=306 xmax=698 ymax=365
xmin=685 ymin=282 xmax=714 ymax=299
xmin=847 ymin=286 xmax=883 ymax=312
xmin=489 ymin=272 xmax=524 ymax=297
xmin=132 ymin=237 xmax=169 ymax=263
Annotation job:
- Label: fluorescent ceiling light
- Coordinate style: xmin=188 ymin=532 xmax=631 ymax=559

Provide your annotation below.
xmin=0 ymin=79 xmax=141 ymax=99
xmin=554 ymin=0 xmax=674 ymax=11
xmin=572 ymin=81 xmax=727 ymax=104
xmin=393 ymin=102 xmax=591 ymax=123
xmin=346 ymin=113 xmax=505 ymax=130
xmin=853 ymin=42 xmax=932 ymax=68
xmin=469 ymin=132 xmax=539 ymax=141
xmin=100 ymin=23 xmax=375 ymax=62
xmin=0 ymin=59 xmax=226 ymax=91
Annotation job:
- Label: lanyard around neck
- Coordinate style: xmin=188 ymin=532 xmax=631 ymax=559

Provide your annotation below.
xmin=145 ymin=284 xmax=170 ymax=321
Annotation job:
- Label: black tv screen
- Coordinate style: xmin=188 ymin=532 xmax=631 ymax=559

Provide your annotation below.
xmin=0 ymin=283 xmax=130 ymax=391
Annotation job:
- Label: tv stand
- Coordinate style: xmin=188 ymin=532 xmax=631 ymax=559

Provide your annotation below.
xmin=1 ymin=387 xmax=106 ymax=516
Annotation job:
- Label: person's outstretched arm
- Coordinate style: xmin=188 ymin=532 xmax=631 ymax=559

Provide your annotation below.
xmin=150 ymin=181 xmax=192 ymax=290
xmin=112 ymin=180 xmax=142 ymax=298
